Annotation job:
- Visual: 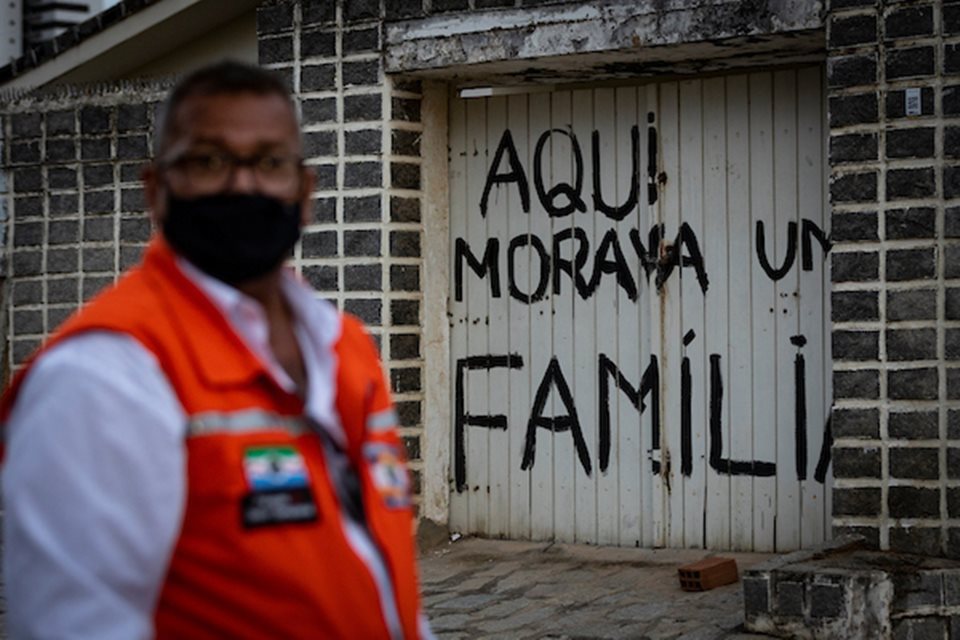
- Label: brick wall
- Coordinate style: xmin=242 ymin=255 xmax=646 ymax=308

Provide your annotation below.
xmin=828 ymin=0 xmax=960 ymax=556
xmin=1 ymin=87 xmax=167 ymax=377
xmin=256 ymin=0 xmax=427 ymax=509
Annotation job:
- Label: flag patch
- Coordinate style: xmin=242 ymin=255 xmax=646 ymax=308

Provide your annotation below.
xmin=243 ymin=445 xmax=310 ymax=491
xmin=241 ymin=445 xmax=317 ymax=528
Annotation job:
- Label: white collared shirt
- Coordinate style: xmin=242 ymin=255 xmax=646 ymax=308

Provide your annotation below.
xmin=1 ymin=261 xmax=410 ymax=639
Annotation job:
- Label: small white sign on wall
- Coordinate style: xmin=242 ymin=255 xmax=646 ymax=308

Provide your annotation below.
xmin=905 ymin=88 xmax=922 ymax=116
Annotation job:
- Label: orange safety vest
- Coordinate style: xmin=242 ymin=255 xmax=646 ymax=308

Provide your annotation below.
xmin=1 ymin=238 xmax=424 ymax=639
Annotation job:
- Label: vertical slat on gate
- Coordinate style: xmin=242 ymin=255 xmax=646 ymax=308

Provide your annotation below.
xmin=528 ymin=91 xmax=556 ymax=541
xmin=726 ymin=74 xmax=755 ymax=551
xmin=551 ymin=91 xmax=577 ymax=542
xmin=773 ymin=69 xmax=801 ymax=551
xmin=465 ymin=97 xmax=490 ymax=534
xmin=646 ymin=83 xmax=665 ymax=548
xmin=820 ymin=68 xmax=834 ymax=537
xmin=658 ymin=81 xmax=684 ymax=548
xmin=572 ymin=88 xmax=598 ymax=543
xmin=749 ymin=71 xmax=777 ymax=552
xmin=679 ymin=79 xmax=707 ymax=548
xmin=703 ymin=75 xmax=731 ymax=550
xmin=640 ymin=84 xmax=670 ymax=547
xmin=614 ymin=85 xmax=644 ymax=547
xmin=797 ymin=66 xmax=828 ymax=547
xmin=593 ymin=87 xmax=618 ymax=545
xmin=638 ymin=85 xmax=659 ymax=549
xmin=448 ymin=93 xmax=468 ymax=532
xmin=507 ymin=92 xmax=533 ymax=540
xmin=486 ymin=95 xmax=511 ymax=538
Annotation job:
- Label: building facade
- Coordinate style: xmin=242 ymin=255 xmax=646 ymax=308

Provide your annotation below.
xmin=0 ymin=0 xmax=957 ymax=558
xmin=1 ymin=0 xmax=111 ymax=63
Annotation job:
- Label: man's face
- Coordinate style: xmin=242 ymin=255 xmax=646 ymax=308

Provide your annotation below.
xmin=145 ymin=92 xmax=313 ymax=225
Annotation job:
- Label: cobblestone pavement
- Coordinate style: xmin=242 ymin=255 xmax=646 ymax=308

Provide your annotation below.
xmin=418 ymin=537 xmax=776 ymax=640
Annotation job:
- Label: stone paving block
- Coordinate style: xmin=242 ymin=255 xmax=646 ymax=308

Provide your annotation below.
xmin=608 ymin=601 xmax=672 ymax=622
xmin=526 ymin=580 xmax=601 ymax=604
xmin=604 ymin=623 xmax=661 ymax=639
xmin=446 ymin=575 xmax=497 ymax=592
xmin=474 ymin=597 xmax=526 ymax=620
xmin=467 ymin=559 xmax=524 ymax=579
xmin=554 ymin=567 xmax=598 ymax=583
xmin=492 ymin=568 xmax=563 ymax=592
xmin=428 ymin=613 xmax=471 ymax=632
xmin=646 ymin=616 xmax=706 ymax=638
xmin=669 ymin=625 xmax=728 ymax=640
xmin=476 ymin=603 xmax=558 ymax=634
xmin=421 ymin=591 xmax=458 ymax=607
xmin=533 ymin=607 xmax=605 ymax=634
xmin=591 ymin=590 xmax=636 ymax=608
xmin=432 ymin=593 xmax=499 ymax=611
xmin=417 ymin=563 xmax=464 ymax=585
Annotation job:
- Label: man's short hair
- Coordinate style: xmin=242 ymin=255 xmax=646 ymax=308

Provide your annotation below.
xmin=155 ymin=60 xmax=297 ymax=155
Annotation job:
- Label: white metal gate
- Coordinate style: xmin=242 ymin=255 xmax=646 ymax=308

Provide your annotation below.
xmin=448 ymin=67 xmax=831 ymax=552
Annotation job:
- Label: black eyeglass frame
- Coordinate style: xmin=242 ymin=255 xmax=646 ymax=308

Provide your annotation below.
xmin=157 ymin=150 xmax=306 ymax=198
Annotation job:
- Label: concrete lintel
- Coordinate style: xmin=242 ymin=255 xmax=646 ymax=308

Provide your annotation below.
xmin=385 ymin=0 xmax=824 ymax=80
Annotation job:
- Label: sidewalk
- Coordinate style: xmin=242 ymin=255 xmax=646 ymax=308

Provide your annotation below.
xmin=418 ymin=537 xmax=776 ymax=639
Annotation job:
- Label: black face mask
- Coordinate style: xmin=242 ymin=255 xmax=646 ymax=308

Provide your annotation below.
xmin=162 ymin=193 xmax=302 ymax=285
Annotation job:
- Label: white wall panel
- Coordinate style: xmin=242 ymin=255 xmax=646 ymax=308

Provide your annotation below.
xmin=448 ymin=67 xmax=830 ymax=552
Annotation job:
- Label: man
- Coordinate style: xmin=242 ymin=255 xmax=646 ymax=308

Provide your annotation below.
xmin=1 ymin=61 xmax=432 ymax=639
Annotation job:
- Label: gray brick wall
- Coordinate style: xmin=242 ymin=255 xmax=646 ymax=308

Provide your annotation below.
xmin=828 ymin=0 xmax=960 ymax=557
xmin=256 ymin=1 xmax=426 ymax=506
xmin=1 ymin=88 xmax=167 ymax=377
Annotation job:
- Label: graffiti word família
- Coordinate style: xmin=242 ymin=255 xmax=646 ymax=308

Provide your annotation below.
xmin=454 ymin=332 xmax=832 ymax=492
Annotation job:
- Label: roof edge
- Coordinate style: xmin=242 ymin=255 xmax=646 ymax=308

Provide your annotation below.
xmin=0 ymin=76 xmax=175 ymax=109
xmin=0 ymin=0 xmax=162 ymax=85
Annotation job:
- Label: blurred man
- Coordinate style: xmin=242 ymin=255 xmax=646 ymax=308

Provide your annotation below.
xmin=1 ymin=61 xmax=432 ymax=639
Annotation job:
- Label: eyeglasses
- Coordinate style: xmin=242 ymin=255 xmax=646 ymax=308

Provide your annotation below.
xmin=160 ymin=150 xmax=304 ymax=197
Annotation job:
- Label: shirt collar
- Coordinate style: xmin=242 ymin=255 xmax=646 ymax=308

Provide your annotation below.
xmin=173 ymin=256 xmax=346 ymax=446
xmin=175 ymin=256 xmax=252 ymax=321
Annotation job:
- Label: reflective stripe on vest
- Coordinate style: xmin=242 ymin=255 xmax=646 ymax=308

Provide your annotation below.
xmin=186 ymin=410 xmax=309 ymax=438
xmin=366 ymin=408 xmax=398 ymax=433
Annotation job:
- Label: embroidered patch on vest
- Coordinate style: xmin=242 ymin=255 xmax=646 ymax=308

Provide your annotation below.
xmin=364 ymin=442 xmax=411 ymax=509
xmin=241 ymin=445 xmax=318 ymax=528
xmin=244 ymin=445 xmax=309 ymax=490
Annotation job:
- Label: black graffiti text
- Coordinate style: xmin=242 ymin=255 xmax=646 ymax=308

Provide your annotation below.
xmin=453 ymin=337 xmax=831 ymax=492
xmin=480 ymin=121 xmax=653 ymax=220
xmin=454 ymin=222 xmax=708 ymax=304
xmin=755 ymin=219 xmax=832 ymax=281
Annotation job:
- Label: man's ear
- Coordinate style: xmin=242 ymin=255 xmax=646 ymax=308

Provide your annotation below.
xmin=298 ymin=166 xmax=315 ymax=227
xmin=143 ymin=163 xmax=165 ymax=229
